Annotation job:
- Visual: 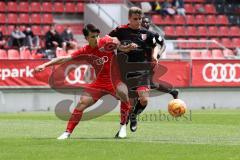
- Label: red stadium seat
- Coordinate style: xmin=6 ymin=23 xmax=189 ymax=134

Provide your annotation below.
xmin=19 ymin=14 xmax=29 ymax=24
xmin=163 ymin=16 xmax=174 ymax=25
xmin=7 ymin=2 xmax=17 ymax=12
xmin=232 ymin=38 xmax=240 ymax=47
xmin=190 ymin=51 xmax=201 ymax=59
xmin=177 ymin=38 xmax=187 ymax=48
xmin=165 ymin=53 xmax=182 ymax=59
xmin=54 ymin=2 xmax=64 ymax=13
xmin=65 ymin=3 xmax=76 ymax=13
xmin=30 ymin=2 xmax=41 ymax=12
xmin=204 ymin=4 xmax=216 ymax=14
xmin=76 ymin=3 xmax=84 ymax=13
xmin=185 ymin=0 xmax=205 ymax=2
xmin=212 ymin=49 xmax=224 ymax=59
xmin=0 ymin=25 xmax=6 ymax=35
xmin=217 ymin=15 xmax=229 ymax=25
xmin=6 ymin=25 xmax=15 ymax=35
xmin=43 ymin=25 xmax=50 ymax=33
xmin=184 ymin=4 xmax=195 ymax=14
xmin=206 ymin=15 xmax=217 ymax=25
xmin=8 ymin=14 xmax=18 ymax=24
xmin=0 ymin=2 xmax=6 ymax=12
xmin=31 ymin=14 xmax=41 ymax=24
xmin=56 ymin=49 xmax=67 ymax=58
xmin=42 ymin=14 xmax=53 ymax=24
xmin=219 ymin=26 xmax=229 ymax=37
xmin=19 ymin=2 xmax=29 ymax=12
xmin=0 ymin=49 xmax=8 ymax=59
xmin=164 ymin=26 xmax=175 ymax=37
xmin=20 ymin=49 xmax=32 ymax=59
xmin=229 ymin=26 xmax=240 ymax=37
xmin=187 ymin=38 xmax=198 ymax=48
xmin=186 ymin=26 xmax=197 ymax=36
xmin=208 ymin=26 xmax=218 ymax=37
xmin=55 ymin=24 xmax=65 ymax=33
xmin=152 ymin=15 xmax=163 ymax=25
xmin=8 ymin=49 xmax=20 ymax=59
xmin=195 ymin=15 xmax=206 ymax=25
xmin=32 ymin=25 xmax=42 ymax=36
xmin=220 ymin=38 xmax=232 ymax=48
xmin=201 ymin=50 xmax=212 ymax=59
xmin=197 ymin=26 xmax=208 ymax=37
xmin=42 ymin=2 xmax=53 ymax=13
xmin=198 ymin=38 xmax=207 ymax=48
xmin=0 ymin=14 xmax=6 ymax=24
xmin=194 ymin=4 xmax=204 ymax=13
xmin=174 ymin=15 xmax=185 ymax=25
xmin=223 ymin=49 xmax=235 ymax=57
xmin=186 ymin=15 xmax=195 ymax=25
xmin=209 ymin=38 xmax=220 ymax=49
xmin=175 ymin=26 xmax=186 ymax=36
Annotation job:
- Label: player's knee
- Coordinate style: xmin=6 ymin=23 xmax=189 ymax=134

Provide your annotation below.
xmin=139 ymin=97 xmax=148 ymax=106
xmin=117 ymin=90 xmax=128 ymax=102
xmin=116 ymin=82 xmax=129 ymax=102
xmin=76 ymin=95 xmax=94 ymax=110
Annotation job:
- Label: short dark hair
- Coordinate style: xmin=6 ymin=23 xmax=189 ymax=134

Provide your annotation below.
xmin=82 ymin=24 xmax=100 ymax=37
xmin=128 ymin=7 xmax=143 ymax=18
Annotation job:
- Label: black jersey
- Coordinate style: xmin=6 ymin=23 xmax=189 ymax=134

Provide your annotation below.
xmin=109 ymin=24 xmax=157 ymax=62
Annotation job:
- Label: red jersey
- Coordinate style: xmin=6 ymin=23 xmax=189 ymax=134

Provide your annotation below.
xmin=70 ymin=35 xmax=119 ymax=95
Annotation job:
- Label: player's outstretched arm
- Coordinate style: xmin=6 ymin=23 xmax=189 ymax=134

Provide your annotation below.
xmin=34 ymin=55 xmax=72 ymax=73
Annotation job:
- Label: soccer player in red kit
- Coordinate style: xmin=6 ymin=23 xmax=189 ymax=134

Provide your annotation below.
xmin=34 ymin=24 xmax=131 ymax=139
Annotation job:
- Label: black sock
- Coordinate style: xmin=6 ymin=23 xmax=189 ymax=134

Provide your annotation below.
xmin=131 ymin=100 xmax=147 ymax=118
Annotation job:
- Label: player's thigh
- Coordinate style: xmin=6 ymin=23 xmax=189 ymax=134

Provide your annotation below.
xmin=115 ymin=82 xmax=129 ymax=101
xmin=76 ymin=92 xmax=95 ymax=110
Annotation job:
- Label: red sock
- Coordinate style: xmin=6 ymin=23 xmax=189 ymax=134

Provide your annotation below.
xmin=66 ymin=108 xmax=83 ymax=133
xmin=120 ymin=101 xmax=131 ymax=125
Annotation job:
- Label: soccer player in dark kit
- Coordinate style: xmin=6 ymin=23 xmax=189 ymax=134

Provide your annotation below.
xmin=109 ymin=7 xmax=179 ymax=133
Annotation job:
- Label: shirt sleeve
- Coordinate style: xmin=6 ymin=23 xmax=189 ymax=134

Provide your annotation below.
xmin=154 ymin=32 xmax=164 ymax=46
xmin=70 ymin=47 xmax=85 ymax=59
xmin=108 ymin=27 xmax=119 ymax=38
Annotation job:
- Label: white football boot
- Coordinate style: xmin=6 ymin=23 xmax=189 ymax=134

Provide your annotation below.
xmin=115 ymin=124 xmax=127 ymax=139
xmin=57 ymin=131 xmax=71 ymax=140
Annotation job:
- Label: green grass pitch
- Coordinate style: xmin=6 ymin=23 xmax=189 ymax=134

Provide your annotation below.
xmin=0 ymin=109 xmax=240 ymax=160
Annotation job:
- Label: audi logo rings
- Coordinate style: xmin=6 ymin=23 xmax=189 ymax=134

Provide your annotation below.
xmin=94 ymin=56 xmax=109 ymax=65
xmin=202 ymin=63 xmax=240 ymax=82
xmin=65 ymin=64 xmax=96 ymax=84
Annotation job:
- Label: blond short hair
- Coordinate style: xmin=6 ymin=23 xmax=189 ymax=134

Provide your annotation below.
xmin=128 ymin=7 xmax=143 ymax=18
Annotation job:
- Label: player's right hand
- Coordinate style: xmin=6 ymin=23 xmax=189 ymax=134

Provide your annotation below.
xmin=33 ymin=65 xmax=45 ymax=73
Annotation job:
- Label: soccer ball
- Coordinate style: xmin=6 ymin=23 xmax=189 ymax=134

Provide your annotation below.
xmin=168 ymin=99 xmax=187 ymax=117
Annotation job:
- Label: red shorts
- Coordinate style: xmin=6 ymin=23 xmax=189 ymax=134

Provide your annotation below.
xmin=83 ymin=80 xmax=121 ymax=100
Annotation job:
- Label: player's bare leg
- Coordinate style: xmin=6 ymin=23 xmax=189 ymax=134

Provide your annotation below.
xmin=115 ymin=82 xmax=131 ymax=138
xmin=57 ymin=93 xmax=95 ymax=140
xmin=129 ymin=87 xmax=149 ymax=132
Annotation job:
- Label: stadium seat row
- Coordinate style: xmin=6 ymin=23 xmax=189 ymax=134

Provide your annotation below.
xmin=189 ymin=49 xmax=235 ymax=59
xmin=152 ymin=15 xmax=229 ymax=25
xmin=0 ymin=14 xmax=53 ymax=24
xmin=164 ymin=26 xmax=240 ymax=37
xmin=0 ymin=49 xmax=76 ymax=59
xmin=0 ymin=49 xmax=44 ymax=59
xmin=166 ymin=49 xmax=234 ymax=59
xmin=176 ymin=38 xmax=240 ymax=49
xmin=0 ymin=24 xmax=83 ymax=36
xmin=130 ymin=0 xmax=206 ymax=3
xmin=0 ymin=2 xmax=84 ymax=13
xmin=184 ymin=3 xmax=216 ymax=14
